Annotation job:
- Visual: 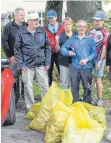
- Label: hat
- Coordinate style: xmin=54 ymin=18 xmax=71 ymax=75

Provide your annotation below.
xmin=47 ymin=10 xmax=57 ymax=18
xmin=92 ymin=11 xmax=106 ymax=20
xmin=26 ymin=13 xmax=39 ymax=21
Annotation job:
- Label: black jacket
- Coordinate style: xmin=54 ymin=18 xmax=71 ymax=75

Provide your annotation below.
xmin=58 ymin=32 xmax=76 ymax=67
xmin=14 ymin=26 xmax=51 ymax=69
xmin=106 ymin=34 xmax=111 ymax=67
xmin=1 ymin=20 xmax=27 ymax=58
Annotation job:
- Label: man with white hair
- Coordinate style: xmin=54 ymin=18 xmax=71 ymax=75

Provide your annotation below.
xmin=14 ymin=13 xmax=51 ymax=110
xmin=60 ymin=19 xmax=96 ymax=103
xmin=2 ymin=7 xmax=26 ymax=108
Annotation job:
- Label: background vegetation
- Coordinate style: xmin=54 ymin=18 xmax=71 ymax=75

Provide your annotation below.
xmin=1 ymin=17 xmax=111 ymax=101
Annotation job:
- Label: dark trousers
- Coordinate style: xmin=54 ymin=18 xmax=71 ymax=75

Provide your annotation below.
xmin=71 ymin=65 xmax=92 ymax=103
xmin=10 ymin=64 xmax=24 ymax=105
xmin=48 ymin=53 xmax=60 ymax=86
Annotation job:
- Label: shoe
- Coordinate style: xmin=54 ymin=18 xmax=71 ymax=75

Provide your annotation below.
xmin=107 ymin=131 xmax=111 ymax=141
xmin=97 ymin=99 xmax=104 ymax=107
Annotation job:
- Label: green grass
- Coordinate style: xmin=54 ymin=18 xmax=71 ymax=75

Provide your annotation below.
xmin=33 ymin=65 xmax=111 ymax=100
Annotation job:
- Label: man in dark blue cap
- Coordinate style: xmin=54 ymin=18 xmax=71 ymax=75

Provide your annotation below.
xmin=44 ymin=10 xmax=64 ymax=86
xmin=90 ymin=11 xmax=110 ymax=107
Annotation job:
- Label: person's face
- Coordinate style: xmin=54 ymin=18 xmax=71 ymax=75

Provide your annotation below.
xmin=93 ymin=19 xmax=104 ymax=29
xmin=14 ymin=10 xmax=25 ymax=23
xmin=28 ymin=19 xmax=39 ymax=28
xmin=63 ymin=22 xmax=73 ymax=32
xmin=77 ymin=22 xmax=87 ymax=35
xmin=47 ymin=16 xmax=57 ymax=25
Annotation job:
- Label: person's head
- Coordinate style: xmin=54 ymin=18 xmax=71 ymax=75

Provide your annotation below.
xmin=62 ymin=17 xmax=73 ymax=32
xmin=92 ymin=11 xmax=106 ymax=29
xmin=47 ymin=10 xmax=57 ymax=25
xmin=76 ymin=19 xmax=88 ymax=36
xmin=14 ymin=7 xmax=25 ymax=24
xmin=26 ymin=13 xmax=39 ymax=29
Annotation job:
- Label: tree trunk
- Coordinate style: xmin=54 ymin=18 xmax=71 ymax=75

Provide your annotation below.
xmin=67 ymin=1 xmax=102 ymax=22
xmin=45 ymin=1 xmax=63 ymax=23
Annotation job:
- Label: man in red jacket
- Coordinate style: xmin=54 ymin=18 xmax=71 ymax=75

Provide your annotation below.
xmin=44 ymin=10 xmax=64 ymax=86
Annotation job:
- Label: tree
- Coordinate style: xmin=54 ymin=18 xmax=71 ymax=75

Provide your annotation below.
xmin=67 ymin=1 xmax=102 ymax=22
xmin=45 ymin=0 xmax=63 ymax=22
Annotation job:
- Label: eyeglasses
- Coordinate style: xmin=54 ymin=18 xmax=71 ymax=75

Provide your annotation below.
xmin=77 ymin=26 xmax=87 ymax=28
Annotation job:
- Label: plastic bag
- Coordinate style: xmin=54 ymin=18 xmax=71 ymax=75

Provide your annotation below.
xmin=62 ymin=103 xmax=106 ymax=143
xmin=26 ymin=82 xmax=72 ymax=132
xmin=24 ymin=102 xmax=41 ymax=120
xmin=89 ymin=106 xmax=106 ymax=125
xmin=44 ymin=102 xmax=71 ymax=143
xmin=71 ymin=102 xmax=106 ymax=125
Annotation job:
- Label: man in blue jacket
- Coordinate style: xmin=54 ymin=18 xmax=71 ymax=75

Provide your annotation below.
xmin=14 ymin=13 xmax=51 ymax=110
xmin=60 ymin=19 xmax=96 ymax=103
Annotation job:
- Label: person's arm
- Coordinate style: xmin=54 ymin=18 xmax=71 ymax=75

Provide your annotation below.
xmin=80 ymin=38 xmax=97 ymax=65
xmin=14 ymin=30 xmax=25 ymax=70
xmin=60 ymin=36 xmax=75 ymax=57
xmin=44 ymin=31 xmax=51 ymax=70
xmin=1 ymin=24 xmax=13 ymax=58
xmin=96 ymin=31 xmax=109 ymax=70
xmin=106 ymin=35 xmax=111 ymax=72
xmin=55 ymin=35 xmax=60 ymax=52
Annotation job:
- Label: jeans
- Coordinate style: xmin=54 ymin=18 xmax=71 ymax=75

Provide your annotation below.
xmin=71 ymin=65 xmax=92 ymax=103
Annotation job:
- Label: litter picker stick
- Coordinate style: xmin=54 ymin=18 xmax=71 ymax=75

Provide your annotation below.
xmin=70 ymin=44 xmax=91 ymax=90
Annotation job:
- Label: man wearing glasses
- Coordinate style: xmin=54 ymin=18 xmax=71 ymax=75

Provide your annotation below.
xmin=14 ymin=13 xmax=51 ymax=110
xmin=44 ymin=10 xmax=64 ymax=86
xmin=60 ymin=19 xmax=96 ymax=103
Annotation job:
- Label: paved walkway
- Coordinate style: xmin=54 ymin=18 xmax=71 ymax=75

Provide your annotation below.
xmin=1 ymin=100 xmax=111 ymax=143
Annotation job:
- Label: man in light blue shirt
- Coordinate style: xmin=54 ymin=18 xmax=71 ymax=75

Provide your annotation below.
xmin=60 ymin=19 xmax=96 ymax=103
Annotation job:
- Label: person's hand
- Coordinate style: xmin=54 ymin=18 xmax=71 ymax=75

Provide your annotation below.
xmin=106 ymin=66 xmax=110 ymax=72
xmin=22 ymin=66 xmax=28 ymax=72
xmin=44 ymin=65 xmax=50 ymax=70
xmin=9 ymin=56 xmax=16 ymax=65
xmin=68 ymin=51 xmax=75 ymax=56
xmin=80 ymin=58 xmax=88 ymax=65
xmin=96 ymin=63 xmax=101 ymax=70
xmin=55 ymin=35 xmax=59 ymax=42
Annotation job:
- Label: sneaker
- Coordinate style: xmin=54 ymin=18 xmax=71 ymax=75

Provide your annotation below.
xmin=97 ymin=99 xmax=104 ymax=107
xmin=107 ymin=131 xmax=111 ymax=141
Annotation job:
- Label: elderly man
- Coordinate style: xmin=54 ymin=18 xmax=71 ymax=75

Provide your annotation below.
xmin=90 ymin=11 xmax=109 ymax=106
xmin=2 ymin=7 xmax=26 ymax=107
xmin=60 ymin=19 xmax=96 ymax=103
xmin=44 ymin=10 xmax=64 ymax=86
xmin=14 ymin=13 xmax=51 ymax=110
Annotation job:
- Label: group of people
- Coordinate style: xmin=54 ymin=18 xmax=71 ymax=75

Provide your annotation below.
xmin=1 ymin=8 xmax=111 ymax=111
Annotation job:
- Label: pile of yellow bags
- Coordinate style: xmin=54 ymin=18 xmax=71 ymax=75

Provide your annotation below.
xmin=25 ymin=82 xmax=106 ymax=143
xmin=26 ymin=82 xmax=72 ymax=132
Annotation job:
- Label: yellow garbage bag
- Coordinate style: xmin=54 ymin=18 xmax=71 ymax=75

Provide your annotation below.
xmin=24 ymin=102 xmax=41 ymax=120
xmin=44 ymin=102 xmax=71 ymax=143
xmin=89 ymin=106 xmax=106 ymax=125
xmin=62 ymin=103 xmax=106 ymax=143
xmin=71 ymin=102 xmax=106 ymax=125
xmin=26 ymin=82 xmax=72 ymax=132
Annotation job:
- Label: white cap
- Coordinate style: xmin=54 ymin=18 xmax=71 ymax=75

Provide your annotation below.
xmin=25 ymin=13 xmax=39 ymax=21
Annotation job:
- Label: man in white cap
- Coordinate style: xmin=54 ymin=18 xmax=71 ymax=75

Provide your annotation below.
xmin=90 ymin=11 xmax=109 ymax=106
xmin=14 ymin=13 xmax=51 ymax=110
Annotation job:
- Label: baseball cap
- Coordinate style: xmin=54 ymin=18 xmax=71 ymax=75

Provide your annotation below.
xmin=92 ymin=11 xmax=106 ymax=20
xmin=47 ymin=10 xmax=57 ymax=18
xmin=26 ymin=13 xmax=39 ymax=21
